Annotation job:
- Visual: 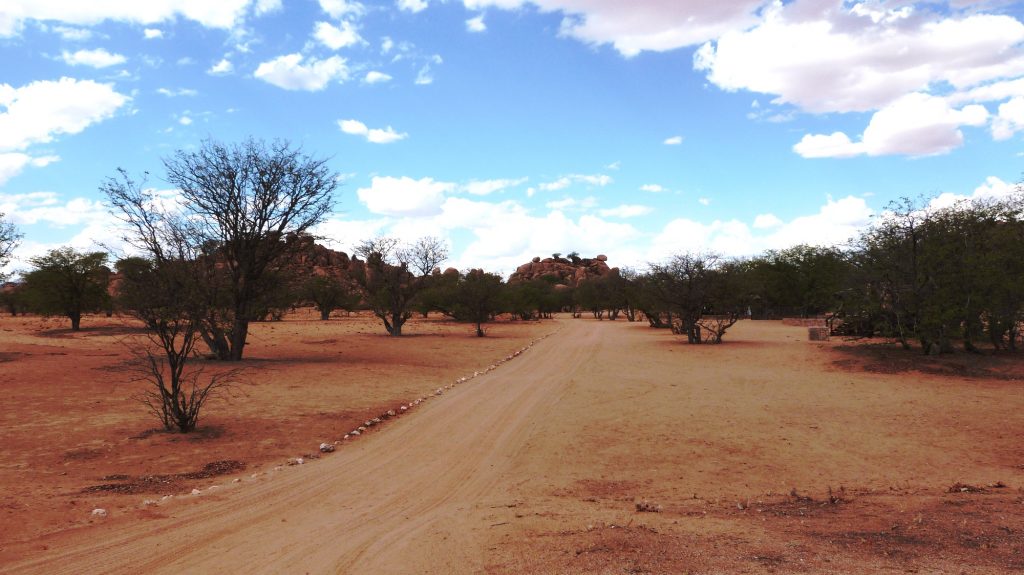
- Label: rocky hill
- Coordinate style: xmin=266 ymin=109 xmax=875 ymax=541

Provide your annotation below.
xmin=508 ymin=254 xmax=616 ymax=287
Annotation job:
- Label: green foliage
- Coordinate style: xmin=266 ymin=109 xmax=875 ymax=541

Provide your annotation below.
xmin=415 ymin=270 xmax=460 ymax=317
xmin=0 ymin=282 xmax=25 ymax=316
xmin=636 ymin=253 xmax=743 ymax=344
xmin=116 ymin=255 xmax=235 ymax=432
xmin=572 ymin=272 xmax=632 ymax=320
xmin=303 ymin=274 xmax=360 ymax=320
xmin=449 ymin=270 xmax=505 ymax=336
xmin=352 ymin=245 xmax=422 ymax=336
xmin=505 ymin=278 xmax=568 ymax=320
xmin=22 ymin=248 xmax=110 ymax=330
xmin=0 ymin=212 xmax=20 ymax=282
xmin=847 ymin=194 xmax=1024 ymax=353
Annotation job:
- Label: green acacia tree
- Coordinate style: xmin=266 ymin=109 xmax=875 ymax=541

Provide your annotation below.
xmin=450 ymin=269 xmax=505 ymax=337
xmin=0 ymin=212 xmax=20 ymax=282
xmin=303 ymin=274 xmax=360 ymax=320
xmin=22 ymin=248 xmax=110 ymax=330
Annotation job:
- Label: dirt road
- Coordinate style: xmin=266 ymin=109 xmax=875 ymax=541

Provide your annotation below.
xmin=6 ymin=319 xmax=592 ymax=574
xmin=5 ymin=318 xmax=1023 ymax=574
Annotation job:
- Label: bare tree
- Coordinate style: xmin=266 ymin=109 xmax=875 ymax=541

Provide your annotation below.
xmin=353 ymin=236 xmax=402 ymax=262
xmin=401 ymin=235 xmax=449 ymax=276
xmin=104 ymin=138 xmax=339 ymax=360
xmin=646 ymin=253 xmax=718 ymax=343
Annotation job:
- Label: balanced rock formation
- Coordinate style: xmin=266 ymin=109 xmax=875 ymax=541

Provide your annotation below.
xmin=508 ymin=254 xmax=615 ymax=287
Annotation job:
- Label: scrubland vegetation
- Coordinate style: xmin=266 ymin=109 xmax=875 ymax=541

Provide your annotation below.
xmin=1 ymin=139 xmax=1021 ymax=433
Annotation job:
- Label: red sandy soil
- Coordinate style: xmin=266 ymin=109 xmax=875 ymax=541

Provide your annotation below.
xmin=1 ymin=313 xmax=1022 ymax=573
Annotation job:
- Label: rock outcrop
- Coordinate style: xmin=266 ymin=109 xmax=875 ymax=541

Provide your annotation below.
xmin=508 ymin=254 xmax=615 ymax=287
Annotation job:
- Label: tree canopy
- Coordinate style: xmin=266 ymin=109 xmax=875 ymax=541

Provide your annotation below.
xmin=22 ymin=248 xmax=110 ymax=330
xmin=104 ymin=137 xmax=339 ymax=360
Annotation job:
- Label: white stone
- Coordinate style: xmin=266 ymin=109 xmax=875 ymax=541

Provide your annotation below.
xmin=191 ymin=489 xmax=202 ymax=496
xmin=320 ymin=443 xmax=335 ymax=453
xmin=91 ymin=508 xmax=107 ymax=517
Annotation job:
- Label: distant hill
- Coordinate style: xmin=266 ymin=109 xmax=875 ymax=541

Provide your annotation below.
xmin=508 ymin=254 xmax=616 ymax=287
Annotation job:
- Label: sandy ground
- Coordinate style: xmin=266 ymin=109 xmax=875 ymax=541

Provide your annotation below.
xmin=1 ymin=312 xmax=1022 ymax=573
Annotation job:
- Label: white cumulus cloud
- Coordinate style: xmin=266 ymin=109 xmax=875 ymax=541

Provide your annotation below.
xmin=599 ymin=204 xmax=653 ymax=218
xmin=928 ymin=176 xmax=1020 ymax=210
xmin=415 ymin=64 xmax=434 ymax=85
xmin=397 ymin=0 xmax=428 ymax=13
xmin=0 ymin=154 xmax=59 ymax=186
xmin=255 ymin=0 xmax=282 ymax=15
xmin=314 ymin=20 xmax=362 ymax=50
xmin=157 ymin=87 xmax=197 ymax=97
xmin=52 ymin=25 xmax=91 ymax=41
xmin=255 ymin=54 xmax=349 ymax=91
xmin=357 ymin=176 xmax=453 ymax=216
xmin=338 ymin=119 xmax=408 ymax=144
xmin=650 ymin=195 xmax=873 ymax=259
xmin=319 ymin=0 xmax=365 ymax=19
xmin=992 ymin=97 xmax=1024 ymax=141
xmin=462 ymin=0 xmax=763 ymax=57
xmin=466 ymin=14 xmax=486 ymax=32
xmin=143 ymin=28 xmax=163 ymax=39
xmin=694 ymin=3 xmax=1024 ymax=115
xmin=663 ymin=135 xmax=683 ymax=145
xmin=207 ymin=58 xmax=233 ymax=75
xmin=462 ymin=178 xmax=527 ymax=195
xmin=794 ymin=93 xmax=989 ymax=158
xmin=364 ymin=71 xmax=392 ymax=84
xmin=538 ymin=173 xmax=612 ymax=191
xmin=0 ymin=0 xmax=255 ymax=36
xmin=752 ymin=213 xmax=782 ymax=229
xmin=61 ymin=48 xmax=126 ymax=68
xmin=0 ymin=77 xmax=129 ymax=152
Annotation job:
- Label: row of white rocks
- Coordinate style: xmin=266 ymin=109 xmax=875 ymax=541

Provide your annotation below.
xmin=91 ymin=332 xmax=555 ymax=520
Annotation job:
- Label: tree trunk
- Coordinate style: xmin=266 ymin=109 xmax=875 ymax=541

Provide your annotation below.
xmin=228 ymin=318 xmax=249 ymax=360
xmin=388 ymin=312 xmax=405 ymax=336
xmin=476 ymin=322 xmax=484 ymax=337
xmin=320 ymin=308 xmax=331 ymax=320
xmin=69 ymin=312 xmax=81 ymax=331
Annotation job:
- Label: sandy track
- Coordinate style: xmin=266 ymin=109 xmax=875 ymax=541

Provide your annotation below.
xmin=7 ymin=320 xmax=594 ymax=574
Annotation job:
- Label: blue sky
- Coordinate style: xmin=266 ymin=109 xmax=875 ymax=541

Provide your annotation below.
xmin=2 ymin=0 xmax=1024 ymax=275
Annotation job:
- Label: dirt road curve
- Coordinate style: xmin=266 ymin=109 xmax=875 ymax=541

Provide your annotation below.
xmin=9 ymin=320 xmax=598 ymax=574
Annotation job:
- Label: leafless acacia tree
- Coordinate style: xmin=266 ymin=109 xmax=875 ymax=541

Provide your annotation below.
xmin=105 ymin=138 xmax=339 ymax=360
xmin=401 ymin=235 xmax=449 ymax=276
xmin=352 ymin=235 xmax=449 ymax=330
